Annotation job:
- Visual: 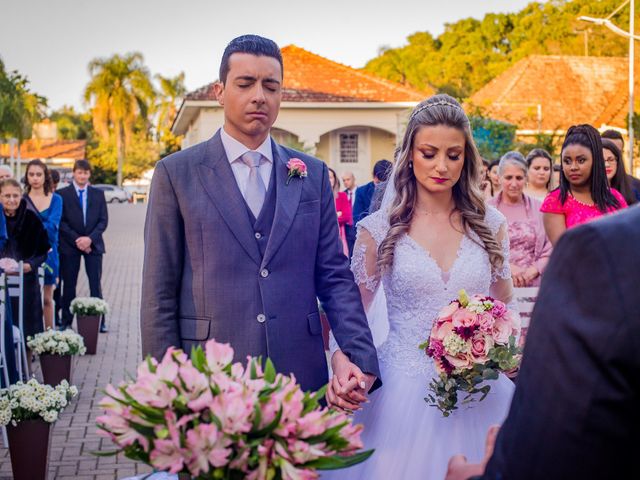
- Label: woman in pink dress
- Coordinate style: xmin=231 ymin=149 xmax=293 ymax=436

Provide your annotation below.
xmin=328 ymin=167 xmax=352 ymax=256
xmin=489 ymin=152 xmax=552 ymax=288
xmin=542 ymin=125 xmax=628 ymax=245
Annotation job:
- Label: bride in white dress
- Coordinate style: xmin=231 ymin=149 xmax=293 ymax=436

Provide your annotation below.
xmin=324 ymin=94 xmax=518 ymax=480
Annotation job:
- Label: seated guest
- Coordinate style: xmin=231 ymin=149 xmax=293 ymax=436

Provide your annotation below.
xmin=524 ymin=148 xmax=553 ymax=200
xmin=541 ymin=125 xmax=627 ymax=245
xmin=489 ymin=152 xmax=551 ymax=288
xmin=353 ymin=159 xmax=392 ymax=223
xmin=602 ymin=139 xmax=637 ymax=205
xmin=0 ymin=179 xmax=50 ymax=372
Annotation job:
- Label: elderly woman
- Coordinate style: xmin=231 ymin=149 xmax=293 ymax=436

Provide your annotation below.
xmin=489 ymin=152 xmax=552 ymax=287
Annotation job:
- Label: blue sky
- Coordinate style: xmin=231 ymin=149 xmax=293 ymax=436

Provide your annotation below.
xmin=1 ymin=0 xmax=533 ymax=110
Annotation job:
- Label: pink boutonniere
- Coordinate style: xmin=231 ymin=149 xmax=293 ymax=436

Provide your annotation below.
xmin=286 ymin=158 xmax=308 ymax=185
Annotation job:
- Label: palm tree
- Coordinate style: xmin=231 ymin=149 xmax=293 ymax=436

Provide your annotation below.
xmin=84 ymin=52 xmax=155 ymax=186
xmin=155 ymin=72 xmax=186 ymax=156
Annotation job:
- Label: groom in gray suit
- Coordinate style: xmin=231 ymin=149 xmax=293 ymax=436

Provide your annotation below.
xmin=141 ymin=35 xmax=380 ymax=401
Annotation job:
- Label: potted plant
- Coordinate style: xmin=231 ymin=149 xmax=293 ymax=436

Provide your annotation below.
xmin=70 ymin=297 xmax=109 ymax=354
xmin=27 ymin=329 xmax=86 ymax=386
xmin=97 ymin=339 xmax=374 ymax=479
xmin=0 ymin=378 xmax=78 ymax=479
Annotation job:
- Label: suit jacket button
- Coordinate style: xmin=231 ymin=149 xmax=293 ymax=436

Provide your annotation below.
xmin=255 ymin=232 xmax=262 ymax=239
xmin=260 ymin=269 xmax=269 ymax=278
xmin=257 ymin=314 xmax=266 ymax=323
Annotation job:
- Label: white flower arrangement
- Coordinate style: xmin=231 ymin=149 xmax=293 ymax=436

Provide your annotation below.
xmin=70 ymin=297 xmax=109 ymax=316
xmin=27 ymin=329 xmax=87 ymax=356
xmin=0 ymin=378 xmax=78 ymax=426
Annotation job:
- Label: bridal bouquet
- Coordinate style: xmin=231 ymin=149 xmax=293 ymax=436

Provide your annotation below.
xmin=419 ymin=290 xmax=521 ymax=417
xmin=97 ymin=339 xmax=372 ymax=479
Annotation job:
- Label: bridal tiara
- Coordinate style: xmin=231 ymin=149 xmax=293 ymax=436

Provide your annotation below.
xmin=410 ymin=99 xmax=462 ymax=119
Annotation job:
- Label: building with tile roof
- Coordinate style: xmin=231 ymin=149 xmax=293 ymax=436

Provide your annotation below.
xmin=469 ymin=55 xmax=639 ymax=137
xmin=172 ymin=45 xmax=432 ymax=182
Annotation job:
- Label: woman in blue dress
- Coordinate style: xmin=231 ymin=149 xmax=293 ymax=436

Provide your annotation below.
xmin=24 ymin=159 xmax=63 ymax=330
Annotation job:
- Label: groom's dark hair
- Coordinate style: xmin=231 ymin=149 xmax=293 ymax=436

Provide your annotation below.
xmin=219 ymin=35 xmax=283 ymax=84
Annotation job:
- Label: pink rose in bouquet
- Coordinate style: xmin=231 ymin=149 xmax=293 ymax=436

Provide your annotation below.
xmin=97 ymin=339 xmax=373 ymax=479
xmin=419 ymin=290 xmax=521 ymax=416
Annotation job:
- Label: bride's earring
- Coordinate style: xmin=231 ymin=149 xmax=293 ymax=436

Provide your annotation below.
xmin=409 ymin=161 xmax=413 ymax=169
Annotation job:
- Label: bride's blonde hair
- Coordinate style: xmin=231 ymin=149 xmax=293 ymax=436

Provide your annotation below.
xmin=377 ymin=94 xmax=504 ymax=273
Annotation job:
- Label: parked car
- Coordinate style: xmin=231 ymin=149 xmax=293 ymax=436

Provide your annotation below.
xmin=93 ymin=184 xmax=131 ymax=203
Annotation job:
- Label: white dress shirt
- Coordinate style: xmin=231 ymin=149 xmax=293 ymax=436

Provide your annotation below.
xmin=220 ymin=127 xmax=273 ymax=198
xmin=73 ymin=181 xmax=88 ymax=224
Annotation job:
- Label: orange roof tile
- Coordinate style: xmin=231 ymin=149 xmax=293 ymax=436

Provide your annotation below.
xmin=186 ymin=44 xmax=431 ymax=103
xmin=0 ymin=139 xmax=86 ymax=161
xmin=469 ymin=55 xmax=640 ymax=132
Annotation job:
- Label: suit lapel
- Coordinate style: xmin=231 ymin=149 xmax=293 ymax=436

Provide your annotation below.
xmin=197 ymin=132 xmax=262 ymax=266
xmin=262 ymin=141 xmax=302 ymax=267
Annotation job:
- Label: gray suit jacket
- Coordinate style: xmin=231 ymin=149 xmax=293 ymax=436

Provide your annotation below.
xmin=140 ymin=131 xmax=380 ymax=392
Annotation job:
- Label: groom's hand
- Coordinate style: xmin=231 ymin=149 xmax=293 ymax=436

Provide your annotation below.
xmin=327 ymin=351 xmax=376 ymax=411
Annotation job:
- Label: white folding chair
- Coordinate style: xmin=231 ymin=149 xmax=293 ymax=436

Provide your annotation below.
xmin=6 ymin=262 xmax=29 ymax=381
xmin=0 ymin=273 xmax=11 ymax=447
xmin=514 ymin=286 xmax=539 ymax=346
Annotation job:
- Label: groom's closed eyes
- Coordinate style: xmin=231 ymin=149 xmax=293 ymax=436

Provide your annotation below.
xmin=235 ymin=75 xmax=281 ymax=93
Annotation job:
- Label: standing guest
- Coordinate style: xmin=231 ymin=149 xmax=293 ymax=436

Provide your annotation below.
xmin=483 ymin=159 xmax=501 ymax=199
xmin=489 ymin=152 xmax=551 ymax=288
xmin=541 ymin=125 xmax=627 ymax=246
xmin=50 ymin=169 xmax=61 ymax=190
xmin=479 ymin=158 xmax=490 ymax=196
xmin=524 ymin=148 xmax=553 ymax=200
xmin=58 ymin=160 xmax=109 ymax=332
xmin=328 ymin=168 xmax=352 ymax=257
xmin=24 ymin=160 xmax=63 ymax=330
xmin=445 ymin=206 xmax=640 ymax=480
xmin=601 ymin=128 xmax=640 ymax=195
xmin=49 ymin=168 xmax=63 ymax=326
xmin=0 ymin=179 xmax=50 ymax=372
xmin=352 ymin=159 xmax=392 ymax=223
xmin=341 ymin=171 xmax=357 ymax=257
xmin=602 ymin=139 xmax=638 ymax=205
xmin=0 ymin=165 xmax=13 ymax=181
xmin=551 ymin=163 xmax=561 ymax=189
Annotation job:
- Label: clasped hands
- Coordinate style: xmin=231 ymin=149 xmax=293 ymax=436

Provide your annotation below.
xmin=510 ymin=264 xmax=538 ymax=288
xmin=326 ymin=350 xmax=376 ymax=413
xmin=75 ymin=236 xmax=92 ymax=254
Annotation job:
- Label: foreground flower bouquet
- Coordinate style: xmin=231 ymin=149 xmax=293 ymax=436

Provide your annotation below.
xmin=419 ymin=290 xmax=521 ymax=417
xmin=97 ymin=339 xmax=373 ymax=479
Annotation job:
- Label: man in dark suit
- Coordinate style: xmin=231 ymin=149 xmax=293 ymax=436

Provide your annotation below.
xmin=446 ymin=206 xmax=640 ymax=480
xmin=352 ymin=159 xmax=392 ymax=224
xmin=141 ymin=35 xmax=380 ymax=403
xmin=59 ymin=160 xmax=109 ymax=332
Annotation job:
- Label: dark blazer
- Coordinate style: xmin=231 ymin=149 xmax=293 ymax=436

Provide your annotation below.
xmin=141 ymin=131 xmax=381 ymax=393
xmin=352 ymin=181 xmax=375 ymax=224
xmin=58 ymin=184 xmax=108 ymax=256
xmin=482 ymin=206 xmax=640 ymax=479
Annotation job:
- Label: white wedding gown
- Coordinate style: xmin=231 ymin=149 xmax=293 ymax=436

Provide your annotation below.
xmin=324 ymin=206 xmax=517 ymax=480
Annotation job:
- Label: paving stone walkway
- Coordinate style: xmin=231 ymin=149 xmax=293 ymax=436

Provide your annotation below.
xmin=0 ymin=203 xmax=154 ymax=479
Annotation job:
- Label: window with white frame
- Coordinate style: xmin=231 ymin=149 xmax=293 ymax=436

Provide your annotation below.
xmin=339 ymin=133 xmax=359 ymax=163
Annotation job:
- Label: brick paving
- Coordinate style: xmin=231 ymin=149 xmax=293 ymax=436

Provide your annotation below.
xmin=0 ymin=203 xmax=154 ymax=479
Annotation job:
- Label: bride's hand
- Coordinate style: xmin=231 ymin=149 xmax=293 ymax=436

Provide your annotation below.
xmin=327 ymin=351 xmax=373 ymax=411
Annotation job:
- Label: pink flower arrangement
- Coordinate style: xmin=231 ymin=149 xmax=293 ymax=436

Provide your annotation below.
xmin=419 ymin=290 xmax=521 ymax=416
xmin=286 ymin=158 xmax=308 ymax=185
xmin=96 ymin=339 xmax=372 ymax=479
xmin=0 ymin=257 xmax=19 ymax=273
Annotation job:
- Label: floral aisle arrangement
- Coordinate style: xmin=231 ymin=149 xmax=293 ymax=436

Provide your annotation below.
xmin=27 ymin=328 xmax=87 ymax=386
xmin=70 ymin=297 xmax=109 ymax=354
xmin=69 ymin=297 xmax=109 ymax=316
xmin=420 ymin=290 xmax=521 ymax=416
xmin=97 ymin=339 xmax=373 ymax=480
xmin=27 ymin=328 xmax=87 ymax=356
xmin=0 ymin=379 xmax=78 ymax=480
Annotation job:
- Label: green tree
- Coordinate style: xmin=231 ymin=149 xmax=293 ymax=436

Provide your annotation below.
xmin=0 ymin=58 xmax=47 ymax=142
xmin=364 ymin=0 xmax=632 ymax=99
xmin=50 ymin=105 xmax=92 ymax=140
xmin=83 ymin=52 xmax=156 ymax=186
xmin=155 ymin=72 xmax=186 ymax=157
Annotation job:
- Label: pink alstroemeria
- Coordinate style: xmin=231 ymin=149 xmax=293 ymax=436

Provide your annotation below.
xmin=295 ymin=410 xmax=327 ymax=439
xmin=205 ymin=340 xmax=234 ymax=372
xmin=279 ymin=458 xmax=318 ymax=480
xmin=185 ymin=423 xmax=232 ymax=475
